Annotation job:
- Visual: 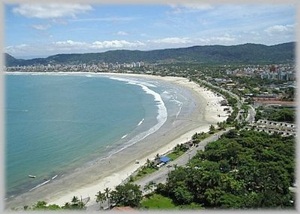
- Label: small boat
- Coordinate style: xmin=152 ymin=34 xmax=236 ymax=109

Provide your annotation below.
xmin=28 ymin=175 xmax=36 ymax=178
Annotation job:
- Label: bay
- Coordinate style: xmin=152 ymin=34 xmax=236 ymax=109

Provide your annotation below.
xmin=4 ymin=72 xmax=194 ymax=199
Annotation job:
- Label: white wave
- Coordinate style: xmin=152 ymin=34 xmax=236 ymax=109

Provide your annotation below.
xmin=5 ymin=72 xmax=23 ymax=75
xmin=176 ymin=103 xmax=183 ymax=118
xmin=52 ymin=175 xmax=58 ymax=180
xmin=109 ymin=76 xmax=157 ymax=88
xmin=137 ymin=118 xmax=144 ymax=126
xmin=121 ymin=134 xmax=128 ymax=139
xmin=105 ymin=76 xmax=168 ymax=158
xmin=29 ymin=179 xmax=50 ymax=192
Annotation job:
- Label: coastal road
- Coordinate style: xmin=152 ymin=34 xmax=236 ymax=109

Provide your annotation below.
xmin=134 ymin=128 xmax=233 ymax=193
xmin=246 ymin=105 xmax=256 ymax=123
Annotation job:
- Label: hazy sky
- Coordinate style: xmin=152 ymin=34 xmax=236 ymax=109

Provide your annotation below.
xmin=4 ymin=3 xmax=296 ymax=58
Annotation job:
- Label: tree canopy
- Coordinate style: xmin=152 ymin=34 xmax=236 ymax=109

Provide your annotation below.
xmin=156 ymin=130 xmax=295 ymax=209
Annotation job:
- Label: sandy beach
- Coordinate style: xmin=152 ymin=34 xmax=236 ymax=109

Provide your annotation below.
xmin=5 ymin=73 xmax=229 ymax=209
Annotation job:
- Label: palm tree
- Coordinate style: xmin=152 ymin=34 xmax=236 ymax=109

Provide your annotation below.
xmin=209 ymin=125 xmax=215 ymax=134
xmin=144 ymin=181 xmax=156 ymax=194
xmin=104 ymin=187 xmax=111 ymax=208
xmin=71 ymin=196 xmax=79 ymax=204
xmin=63 ymin=202 xmax=71 ymax=209
xmin=68 ymin=196 xmax=85 ymax=210
xmin=143 ymin=182 xmax=152 ymax=193
xmin=146 ymin=159 xmax=151 ymax=167
xmin=95 ymin=191 xmax=106 ymax=209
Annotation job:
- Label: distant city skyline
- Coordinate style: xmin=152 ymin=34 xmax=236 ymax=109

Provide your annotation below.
xmin=5 ymin=3 xmax=296 ymax=59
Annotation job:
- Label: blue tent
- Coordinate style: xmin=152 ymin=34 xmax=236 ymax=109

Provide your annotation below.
xmin=160 ymin=156 xmax=170 ymax=164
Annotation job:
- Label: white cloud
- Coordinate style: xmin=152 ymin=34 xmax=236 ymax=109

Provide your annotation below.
xmin=264 ymin=24 xmax=294 ymax=35
xmin=91 ymin=40 xmax=144 ymax=49
xmin=5 ymin=44 xmax=31 ymax=55
xmin=71 ymin=16 xmax=136 ymax=22
xmin=116 ymin=31 xmax=128 ymax=36
xmin=195 ymin=34 xmax=236 ymax=45
xmin=54 ymin=40 xmax=88 ymax=50
xmin=210 ymin=36 xmax=236 ymax=43
xmin=169 ymin=3 xmax=213 ymax=14
xmin=31 ymin=24 xmax=51 ymax=31
xmin=13 ymin=4 xmax=92 ymax=19
xmin=150 ymin=37 xmax=192 ymax=44
xmin=52 ymin=40 xmax=145 ymax=51
xmin=182 ymin=3 xmax=213 ymax=11
xmin=6 ymin=40 xmax=146 ymax=57
xmin=149 ymin=35 xmax=236 ymax=46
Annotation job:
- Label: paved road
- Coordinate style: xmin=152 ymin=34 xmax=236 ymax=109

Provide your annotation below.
xmin=246 ymin=105 xmax=256 ymax=123
xmin=134 ymin=128 xmax=233 ymax=193
xmin=87 ymin=128 xmax=232 ymax=211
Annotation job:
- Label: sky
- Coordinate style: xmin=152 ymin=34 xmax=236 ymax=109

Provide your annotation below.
xmin=4 ymin=3 xmax=297 ymax=59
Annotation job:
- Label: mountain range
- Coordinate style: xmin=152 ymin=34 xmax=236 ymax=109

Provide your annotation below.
xmin=5 ymin=42 xmax=295 ymax=67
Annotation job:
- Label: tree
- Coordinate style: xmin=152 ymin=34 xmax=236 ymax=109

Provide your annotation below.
xmin=110 ymin=183 xmax=142 ymax=208
xmin=217 ymin=121 xmax=226 ymax=130
xmin=173 ymin=185 xmax=194 ymax=205
xmin=220 ymin=193 xmax=243 ymax=208
xmin=104 ymin=187 xmax=111 ymax=208
xmin=144 ymin=181 xmax=156 ymax=194
xmin=32 ymin=201 xmax=47 ymax=210
xmin=158 ymin=129 xmax=295 ymax=209
xmin=204 ymin=187 xmax=224 ymax=207
xmin=96 ymin=191 xmax=106 ymax=209
xmin=146 ymin=158 xmax=151 ymax=167
xmin=63 ymin=196 xmax=85 ymax=210
xmin=63 ymin=202 xmax=71 ymax=209
xmin=32 ymin=201 xmax=61 ymax=210
xmin=209 ymin=125 xmax=216 ymax=134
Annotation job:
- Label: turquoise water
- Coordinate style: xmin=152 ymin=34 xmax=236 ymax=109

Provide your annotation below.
xmin=5 ymin=73 xmax=195 ymax=199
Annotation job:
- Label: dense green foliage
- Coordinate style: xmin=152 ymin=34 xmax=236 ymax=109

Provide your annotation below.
xmin=281 ymin=87 xmax=295 ymax=101
xmin=62 ymin=196 xmax=86 ymax=210
xmin=255 ymin=107 xmax=295 ymax=123
xmin=5 ymin=42 xmax=294 ymax=66
xmin=31 ymin=201 xmax=61 ymax=210
xmin=192 ymin=132 xmax=210 ymax=144
xmin=110 ymin=183 xmax=143 ymax=208
xmin=155 ymin=130 xmax=295 ymax=209
xmin=28 ymin=196 xmax=86 ymax=211
xmin=95 ymin=183 xmax=142 ymax=209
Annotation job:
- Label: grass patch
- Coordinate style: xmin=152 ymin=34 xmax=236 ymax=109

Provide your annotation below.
xmin=167 ymin=151 xmax=185 ymax=161
xmin=141 ymin=194 xmax=176 ymax=209
xmin=133 ymin=167 xmax=158 ymax=181
xmin=178 ymin=203 xmax=203 ymax=210
xmin=141 ymin=194 xmax=203 ymax=210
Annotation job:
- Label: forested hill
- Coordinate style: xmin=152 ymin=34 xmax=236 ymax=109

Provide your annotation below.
xmin=5 ymin=42 xmax=295 ymax=66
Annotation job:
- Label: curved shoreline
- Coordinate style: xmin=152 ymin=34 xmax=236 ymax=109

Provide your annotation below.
xmin=5 ymin=73 xmax=229 ymax=209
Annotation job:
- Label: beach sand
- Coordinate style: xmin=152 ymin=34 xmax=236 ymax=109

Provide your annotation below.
xmin=5 ymin=73 xmax=230 ymax=209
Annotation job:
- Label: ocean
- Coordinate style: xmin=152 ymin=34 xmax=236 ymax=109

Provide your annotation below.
xmin=5 ymin=72 xmax=196 ymax=199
